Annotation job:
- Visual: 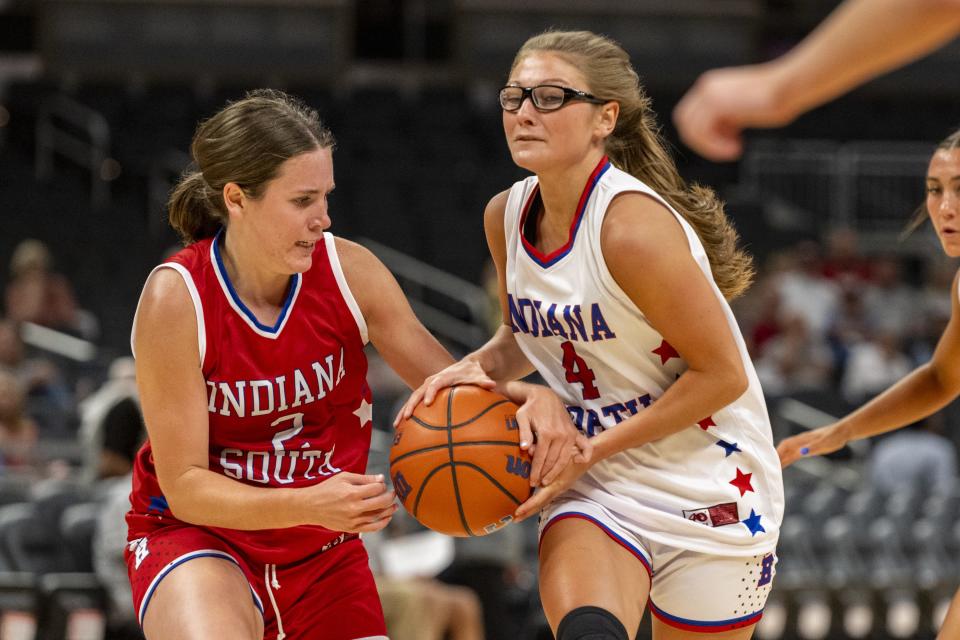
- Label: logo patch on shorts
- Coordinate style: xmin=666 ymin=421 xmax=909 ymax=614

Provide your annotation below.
xmin=128 ymin=537 xmax=149 ymax=569
xmin=682 ymin=502 xmax=740 ymax=527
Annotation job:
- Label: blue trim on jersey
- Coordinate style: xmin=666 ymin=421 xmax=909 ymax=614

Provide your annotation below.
xmin=139 ymin=551 xmax=263 ymax=627
xmin=212 ymin=228 xmax=299 ymax=334
xmin=521 ymin=157 xmax=612 ymax=268
xmin=544 ymin=511 xmax=652 ymax=576
xmin=649 ymin=600 xmax=763 ymax=627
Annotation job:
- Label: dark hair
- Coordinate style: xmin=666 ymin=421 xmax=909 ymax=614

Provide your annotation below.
xmin=903 ymin=128 xmax=960 ymax=237
xmin=168 ymin=89 xmax=335 ymax=245
xmin=511 ymin=31 xmax=755 ymax=300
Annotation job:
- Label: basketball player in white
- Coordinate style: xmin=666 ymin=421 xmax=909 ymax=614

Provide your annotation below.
xmin=398 ymin=30 xmax=784 ymax=640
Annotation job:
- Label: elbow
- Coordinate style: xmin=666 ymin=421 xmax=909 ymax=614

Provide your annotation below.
xmin=156 ymin=471 xmax=201 ymax=524
xmin=720 ymin=362 xmax=749 ymax=404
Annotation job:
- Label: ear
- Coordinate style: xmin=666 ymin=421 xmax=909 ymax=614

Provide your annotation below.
xmin=596 ymin=101 xmax=619 ymax=139
xmin=222 ymin=183 xmax=246 ymax=219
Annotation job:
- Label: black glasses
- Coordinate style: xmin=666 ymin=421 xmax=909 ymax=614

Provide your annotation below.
xmin=499 ymin=84 xmax=607 ymax=112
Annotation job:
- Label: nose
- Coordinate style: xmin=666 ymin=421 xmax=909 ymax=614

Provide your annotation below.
xmin=941 ymin=190 xmax=959 ymax=217
xmin=512 ymin=95 xmax=539 ymax=124
xmin=309 ymin=207 xmax=331 ymax=232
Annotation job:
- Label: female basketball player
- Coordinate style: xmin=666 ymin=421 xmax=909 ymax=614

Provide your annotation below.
xmin=778 ymin=129 xmax=960 ymax=638
xmin=127 ymin=90 xmax=463 ymax=640
xmin=398 ymin=31 xmax=784 ymax=639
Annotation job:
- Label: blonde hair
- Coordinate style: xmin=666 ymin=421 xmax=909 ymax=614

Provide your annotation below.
xmin=904 ymin=128 xmax=960 ymax=237
xmin=169 ymin=89 xmax=335 ymax=245
xmin=512 ymin=31 xmax=755 ymax=300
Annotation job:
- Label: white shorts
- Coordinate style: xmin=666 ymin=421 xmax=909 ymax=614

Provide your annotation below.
xmin=540 ymin=496 xmax=776 ymax=633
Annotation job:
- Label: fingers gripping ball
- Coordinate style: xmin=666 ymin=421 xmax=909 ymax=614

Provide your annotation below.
xmin=390 ymin=385 xmax=533 ymax=537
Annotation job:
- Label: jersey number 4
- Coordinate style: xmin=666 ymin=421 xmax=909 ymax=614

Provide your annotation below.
xmin=560 ymin=341 xmax=600 ymax=400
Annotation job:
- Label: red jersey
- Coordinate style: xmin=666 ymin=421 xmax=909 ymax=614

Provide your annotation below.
xmin=128 ymin=231 xmax=373 ymax=564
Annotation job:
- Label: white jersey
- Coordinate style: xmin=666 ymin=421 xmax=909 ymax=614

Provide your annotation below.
xmin=504 ymin=157 xmax=783 ymax=555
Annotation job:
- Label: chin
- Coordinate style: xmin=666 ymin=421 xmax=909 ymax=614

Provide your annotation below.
xmin=944 ymin=245 xmax=960 ymax=259
xmin=510 ymin=149 xmax=548 ymax=173
xmin=288 ymin=256 xmax=313 ymax=274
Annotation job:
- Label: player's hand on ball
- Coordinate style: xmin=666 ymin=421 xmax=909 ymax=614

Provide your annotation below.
xmin=776 ymin=423 xmax=849 ymax=468
xmin=514 ymin=458 xmax=590 ymax=522
xmin=394 ymin=359 xmax=496 ymax=427
xmin=307 ymin=472 xmax=397 ymax=533
xmin=511 ymin=383 xmax=590 ymax=487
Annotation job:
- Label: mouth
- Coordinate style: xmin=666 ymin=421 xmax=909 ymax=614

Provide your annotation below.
xmin=296 ymin=240 xmax=316 ymax=250
xmin=941 ymin=227 xmax=957 ymax=236
xmin=514 ymin=135 xmax=543 ymax=143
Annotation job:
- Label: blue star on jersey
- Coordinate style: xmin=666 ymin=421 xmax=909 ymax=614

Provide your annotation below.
xmin=148 ymin=495 xmax=169 ymax=514
xmin=716 ymin=440 xmax=742 ymax=457
xmin=742 ymin=509 xmax=765 ymax=536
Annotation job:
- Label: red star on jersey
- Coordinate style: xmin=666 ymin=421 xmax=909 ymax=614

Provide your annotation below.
xmin=698 ymin=416 xmax=716 ymax=430
xmin=652 ymin=340 xmax=679 ymax=365
xmin=729 ymin=468 xmax=755 ymax=497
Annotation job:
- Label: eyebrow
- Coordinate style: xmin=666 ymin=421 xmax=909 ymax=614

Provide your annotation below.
xmin=927 ymin=176 xmax=960 ymax=182
xmin=507 ymin=78 xmax=572 ymax=86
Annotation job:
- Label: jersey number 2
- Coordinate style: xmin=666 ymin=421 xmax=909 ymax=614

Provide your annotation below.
xmin=561 ymin=341 xmax=600 ymax=400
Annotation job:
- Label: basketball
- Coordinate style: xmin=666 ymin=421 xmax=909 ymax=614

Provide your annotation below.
xmin=390 ymin=385 xmax=533 ymax=537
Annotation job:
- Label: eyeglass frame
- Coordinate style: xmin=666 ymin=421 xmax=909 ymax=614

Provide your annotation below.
xmin=498 ymin=84 xmax=608 ymax=112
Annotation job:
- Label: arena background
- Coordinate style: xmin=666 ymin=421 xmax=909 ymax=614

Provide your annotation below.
xmin=0 ymin=1 xmax=958 ymax=638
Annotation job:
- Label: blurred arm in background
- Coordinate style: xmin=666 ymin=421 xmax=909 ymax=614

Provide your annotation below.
xmin=673 ymin=0 xmax=960 ymax=161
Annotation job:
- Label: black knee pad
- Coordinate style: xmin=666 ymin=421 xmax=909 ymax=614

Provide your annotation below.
xmin=556 ymin=606 xmax=629 ymax=640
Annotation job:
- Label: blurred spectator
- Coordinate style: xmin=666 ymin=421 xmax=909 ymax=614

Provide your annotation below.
xmin=4 ymin=238 xmax=98 ymax=340
xmin=841 ymin=331 xmax=913 ymax=405
xmin=911 ymin=258 xmax=956 ymax=363
xmin=437 ymin=520 xmax=535 ymax=640
xmin=825 ymin=285 xmax=873 ymax=382
xmin=755 ymin=313 xmax=834 ymax=396
xmin=746 ymin=281 xmax=784 ymax=359
xmin=755 ymin=315 xmax=833 ymax=396
xmin=0 ymin=367 xmax=38 ymax=470
xmin=867 ymin=414 xmax=958 ymax=496
xmin=774 ymin=241 xmax=841 ymax=337
xmin=820 ymin=227 xmax=873 ymax=284
xmin=365 ymin=512 xmax=485 ymax=640
xmin=93 ymin=474 xmax=139 ymax=635
xmin=862 ymin=255 xmax=918 ymax=337
xmin=78 ymin=357 xmax=143 ymax=482
xmin=0 ymin=318 xmax=76 ymax=436
xmin=375 ymin=576 xmax=484 ymax=640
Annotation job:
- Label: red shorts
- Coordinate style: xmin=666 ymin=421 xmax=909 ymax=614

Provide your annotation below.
xmin=125 ymin=524 xmax=387 ymax=640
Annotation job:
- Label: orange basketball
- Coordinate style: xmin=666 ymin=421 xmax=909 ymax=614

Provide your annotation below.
xmin=389 ymin=385 xmax=533 ymax=537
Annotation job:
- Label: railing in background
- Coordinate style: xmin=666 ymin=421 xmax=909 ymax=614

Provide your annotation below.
xmin=35 ymin=94 xmax=113 ymax=209
xmin=741 ymin=140 xmax=933 ymax=240
xmin=358 ymin=237 xmax=491 ymax=355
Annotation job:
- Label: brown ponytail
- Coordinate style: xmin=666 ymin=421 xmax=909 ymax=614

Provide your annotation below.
xmin=512 ymin=31 xmax=755 ymax=300
xmin=168 ymin=89 xmax=335 ymax=245
xmin=168 ymin=170 xmax=225 ymax=245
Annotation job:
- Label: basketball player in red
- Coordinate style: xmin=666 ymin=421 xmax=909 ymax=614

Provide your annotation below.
xmin=126 ymin=90 xmax=462 ymax=640
xmin=779 ymin=129 xmax=960 ymax=638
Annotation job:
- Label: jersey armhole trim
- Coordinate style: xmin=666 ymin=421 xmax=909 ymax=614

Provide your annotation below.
xmin=324 ymin=233 xmax=369 ymax=345
xmin=130 ymin=263 xmax=207 ymax=369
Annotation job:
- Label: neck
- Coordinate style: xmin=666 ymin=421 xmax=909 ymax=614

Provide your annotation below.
xmin=220 ymin=230 xmax=290 ymax=307
xmin=535 ymin=151 xmax=606 ymax=227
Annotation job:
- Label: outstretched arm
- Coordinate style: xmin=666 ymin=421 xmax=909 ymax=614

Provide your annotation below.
xmin=674 ymin=0 xmax=960 ymax=161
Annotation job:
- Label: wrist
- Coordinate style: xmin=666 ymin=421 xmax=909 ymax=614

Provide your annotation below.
xmin=832 ymin=420 xmax=854 ymax=446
